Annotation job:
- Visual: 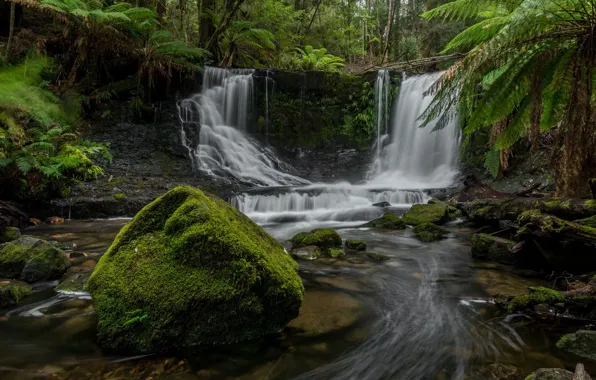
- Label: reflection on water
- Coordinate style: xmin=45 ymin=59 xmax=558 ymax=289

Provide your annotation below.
xmin=0 ymin=219 xmax=590 ymax=379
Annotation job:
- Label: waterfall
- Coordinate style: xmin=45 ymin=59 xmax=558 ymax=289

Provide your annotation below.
xmin=177 ymin=67 xmax=307 ymax=187
xmin=367 ymin=72 xmax=460 ymax=189
xmin=369 ymin=70 xmax=391 ymax=176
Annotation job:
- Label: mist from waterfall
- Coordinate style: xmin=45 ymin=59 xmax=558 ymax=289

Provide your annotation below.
xmin=367 ymin=72 xmax=460 ymax=189
xmin=177 ymin=67 xmax=307 ymax=187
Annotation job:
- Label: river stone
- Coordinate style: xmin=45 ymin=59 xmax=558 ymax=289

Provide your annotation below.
xmin=413 ymin=223 xmax=448 ymax=242
xmin=345 ymin=240 xmax=366 ymax=251
xmin=366 ymin=213 xmax=406 ymax=229
xmin=576 ymin=215 xmax=596 ymax=228
xmin=290 ymin=229 xmax=342 ymax=253
xmin=87 ymin=186 xmax=304 ymax=353
xmin=525 ymin=368 xmax=574 ymax=380
xmin=557 ymin=330 xmax=596 ymax=361
xmin=402 ymin=203 xmax=450 ymax=226
xmin=471 ymin=234 xmax=517 ymax=265
xmin=0 ymin=279 xmax=32 ymax=308
xmin=0 ymin=227 xmax=20 ymax=243
xmin=372 ymin=201 xmax=391 ymax=207
xmin=290 ymin=246 xmax=320 ymax=260
xmin=0 ymin=236 xmax=70 ymax=281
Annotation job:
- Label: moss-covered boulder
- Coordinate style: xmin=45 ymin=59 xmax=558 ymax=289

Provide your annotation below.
xmin=290 ymin=246 xmax=320 ymax=260
xmin=87 ymin=186 xmax=304 ymax=353
xmin=428 ymin=199 xmax=462 ymax=220
xmin=0 ymin=279 xmax=32 ymax=308
xmin=471 ymin=234 xmax=519 ymax=266
xmin=524 ymin=368 xmax=574 ymax=380
xmin=366 ymin=252 xmax=390 ymax=261
xmin=402 ymin=204 xmax=450 ymax=226
xmin=0 ymin=237 xmax=70 ymax=282
xmin=366 ymin=213 xmax=406 ymax=229
xmin=290 ymin=229 xmax=342 ymax=252
xmin=557 ymin=330 xmax=596 ymax=361
xmin=575 ymin=215 xmax=596 ymax=229
xmin=508 ymin=286 xmax=564 ymax=312
xmin=329 ymin=248 xmax=345 ymax=258
xmin=413 ymin=223 xmax=448 ymax=242
xmin=516 ymin=210 xmax=596 ymax=272
xmin=0 ymin=227 xmax=21 ymax=243
xmin=345 ymin=240 xmax=366 ymax=251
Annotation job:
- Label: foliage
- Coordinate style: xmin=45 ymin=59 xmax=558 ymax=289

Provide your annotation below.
xmin=422 ymin=0 xmax=596 ymax=195
xmin=286 ymin=45 xmax=345 ymax=72
xmin=0 ymin=58 xmax=110 ymax=199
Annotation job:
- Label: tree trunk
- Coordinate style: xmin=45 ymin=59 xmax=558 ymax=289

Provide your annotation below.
xmin=589 ymin=178 xmax=596 ymax=199
xmin=5 ymin=1 xmax=15 ymax=61
xmin=199 ymin=0 xmax=214 ymax=46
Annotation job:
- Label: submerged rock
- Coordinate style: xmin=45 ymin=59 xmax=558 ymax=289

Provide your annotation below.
xmin=372 ymin=201 xmax=391 ymax=207
xmin=0 ymin=279 xmax=32 ymax=308
xmin=0 ymin=236 xmax=70 ymax=282
xmin=464 ymin=363 xmax=519 ymax=380
xmin=329 ymin=248 xmax=345 ymax=258
xmin=557 ymin=330 xmax=596 ymax=361
xmin=525 ymin=368 xmax=574 ymax=380
xmin=413 ymin=223 xmax=448 ymax=242
xmin=290 ymin=246 xmax=320 ymax=260
xmin=366 ymin=213 xmax=406 ymax=229
xmin=87 ymin=186 xmax=304 ymax=353
xmin=55 ymin=264 xmax=96 ymax=293
xmin=471 ymin=234 xmax=518 ymax=266
xmin=366 ymin=252 xmax=390 ymax=261
xmin=345 ymin=240 xmax=366 ymax=251
xmin=290 ymin=229 xmax=342 ymax=253
xmin=402 ymin=203 xmax=450 ymax=226
xmin=0 ymin=227 xmax=20 ymax=243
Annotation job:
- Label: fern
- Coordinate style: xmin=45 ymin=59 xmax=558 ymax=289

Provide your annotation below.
xmin=484 ymin=148 xmax=501 ymax=179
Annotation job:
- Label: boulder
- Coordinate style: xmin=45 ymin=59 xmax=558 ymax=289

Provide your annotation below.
xmin=0 ymin=236 xmax=70 ymax=282
xmin=557 ymin=330 xmax=596 ymax=361
xmin=525 ymin=368 xmax=574 ymax=380
xmin=0 ymin=279 xmax=32 ymax=308
xmin=516 ymin=210 xmax=596 ymax=272
xmin=428 ymin=199 xmax=462 ymax=219
xmin=372 ymin=201 xmax=391 ymax=207
xmin=345 ymin=240 xmax=366 ymax=251
xmin=402 ymin=203 xmax=450 ymax=226
xmin=87 ymin=186 xmax=304 ymax=353
xmin=329 ymin=248 xmax=345 ymax=258
xmin=0 ymin=227 xmax=20 ymax=243
xmin=290 ymin=229 xmax=342 ymax=253
xmin=366 ymin=252 xmax=390 ymax=261
xmin=290 ymin=246 xmax=320 ymax=260
xmin=413 ymin=223 xmax=448 ymax=242
xmin=471 ymin=234 xmax=518 ymax=266
xmin=366 ymin=213 xmax=406 ymax=229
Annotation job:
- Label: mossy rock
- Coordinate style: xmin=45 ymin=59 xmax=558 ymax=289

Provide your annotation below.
xmin=0 ymin=279 xmax=32 ymax=308
xmin=428 ymin=200 xmax=462 ymax=220
xmin=524 ymin=368 xmax=574 ymax=380
xmin=508 ymin=286 xmax=564 ymax=312
xmin=366 ymin=213 xmax=406 ymax=229
xmin=471 ymin=234 xmax=518 ymax=266
xmin=0 ymin=236 xmax=70 ymax=282
xmin=575 ymin=215 xmax=596 ymax=229
xmin=55 ymin=265 xmax=96 ymax=293
xmin=556 ymin=330 xmax=596 ymax=361
xmin=290 ymin=229 xmax=342 ymax=252
xmin=0 ymin=227 xmax=21 ymax=243
xmin=402 ymin=204 xmax=450 ymax=226
xmin=290 ymin=246 xmax=320 ymax=260
xmin=413 ymin=223 xmax=448 ymax=242
xmin=345 ymin=240 xmax=366 ymax=251
xmin=366 ymin=252 xmax=390 ymax=261
xmin=87 ymin=186 xmax=304 ymax=353
xmin=329 ymin=248 xmax=345 ymax=258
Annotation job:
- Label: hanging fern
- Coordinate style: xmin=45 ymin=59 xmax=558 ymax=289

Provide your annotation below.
xmin=483 ymin=148 xmax=501 ymax=179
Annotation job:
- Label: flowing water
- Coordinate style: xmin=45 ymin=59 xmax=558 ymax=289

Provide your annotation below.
xmin=0 ymin=220 xmax=588 ymax=379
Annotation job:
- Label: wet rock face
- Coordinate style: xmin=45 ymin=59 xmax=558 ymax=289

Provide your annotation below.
xmin=0 ymin=279 xmax=32 ymax=308
xmin=87 ymin=186 xmax=304 ymax=353
xmin=557 ymin=330 xmax=596 ymax=361
xmin=525 ymin=368 xmax=574 ymax=380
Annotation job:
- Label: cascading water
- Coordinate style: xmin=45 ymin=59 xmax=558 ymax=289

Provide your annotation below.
xmin=177 ymin=67 xmax=307 ymax=186
xmin=369 ymin=70 xmax=391 ymax=174
xmin=367 ymin=72 xmax=460 ymax=188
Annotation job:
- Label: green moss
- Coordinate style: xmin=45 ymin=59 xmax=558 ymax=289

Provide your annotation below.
xmin=290 ymin=246 xmax=321 ymax=260
xmin=0 ymin=227 xmax=21 ymax=243
xmin=20 ymin=243 xmax=70 ymax=283
xmin=585 ymin=200 xmax=596 ymax=213
xmin=556 ymin=330 xmax=596 ymax=361
xmin=290 ymin=229 xmax=342 ymax=252
xmin=87 ymin=186 xmax=304 ymax=353
xmin=576 ymin=215 xmax=596 ymax=228
xmin=413 ymin=223 xmax=448 ymax=242
xmin=113 ymin=193 xmax=126 ymax=200
xmin=366 ymin=213 xmax=406 ymax=229
xmin=524 ymin=374 xmax=535 ymax=380
xmin=0 ymin=280 xmax=32 ymax=308
xmin=402 ymin=204 xmax=450 ymax=226
xmin=345 ymin=240 xmax=366 ymax=251
xmin=367 ymin=252 xmax=390 ymax=261
xmin=508 ymin=286 xmax=564 ymax=312
xmin=329 ymin=248 xmax=345 ymax=258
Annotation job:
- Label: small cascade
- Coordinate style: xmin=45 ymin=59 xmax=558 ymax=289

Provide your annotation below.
xmin=367 ymin=72 xmax=460 ymax=188
xmin=264 ymin=70 xmax=271 ymax=144
xmin=231 ymin=184 xmax=430 ymax=225
xmin=371 ymin=70 xmax=391 ymax=170
xmin=177 ymin=67 xmax=307 ymax=186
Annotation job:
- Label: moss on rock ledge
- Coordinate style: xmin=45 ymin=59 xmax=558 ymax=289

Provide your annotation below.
xmin=508 ymin=286 xmax=564 ymax=312
xmin=366 ymin=213 xmax=406 ymax=229
xmin=0 ymin=279 xmax=32 ymax=308
xmin=556 ymin=330 xmax=596 ymax=361
xmin=402 ymin=204 xmax=450 ymax=226
xmin=413 ymin=223 xmax=448 ymax=242
xmin=87 ymin=186 xmax=304 ymax=353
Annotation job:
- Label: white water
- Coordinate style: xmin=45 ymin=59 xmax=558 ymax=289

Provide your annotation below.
xmin=179 ymin=68 xmax=459 ymax=224
xmin=177 ymin=67 xmax=307 ymax=186
xmin=367 ymin=72 xmax=460 ymax=188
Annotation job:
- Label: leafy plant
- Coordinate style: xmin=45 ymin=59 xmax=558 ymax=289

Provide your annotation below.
xmin=292 ymin=45 xmax=345 ymax=72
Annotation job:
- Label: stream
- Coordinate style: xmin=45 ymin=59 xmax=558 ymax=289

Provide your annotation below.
xmin=0 ymin=217 xmax=589 ymax=379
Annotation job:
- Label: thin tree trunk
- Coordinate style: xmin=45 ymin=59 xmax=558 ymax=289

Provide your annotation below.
xmin=206 ymin=0 xmax=246 ymax=52
xmin=199 ymin=0 xmax=214 ymax=46
xmin=5 ymin=1 xmax=15 ymax=61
